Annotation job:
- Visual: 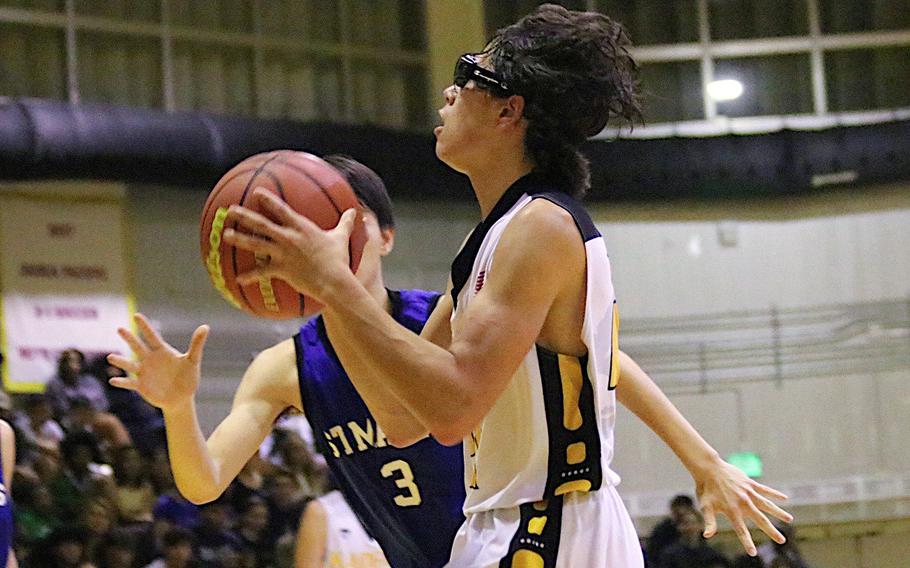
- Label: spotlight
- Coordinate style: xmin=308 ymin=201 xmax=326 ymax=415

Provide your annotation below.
xmin=707 ymin=79 xmax=744 ymax=102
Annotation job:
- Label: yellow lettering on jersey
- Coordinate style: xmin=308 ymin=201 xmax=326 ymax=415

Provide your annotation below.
xmin=609 ymin=301 xmax=620 ymax=389
xmin=469 ymin=426 xmax=482 ymax=490
xmin=348 ymin=420 xmax=375 ymax=451
xmin=374 ymin=424 xmax=389 ymax=448
xmin=380 ymin=460 xmax=422 ymax=507
xmin=329 ymin=425 xmax=354 ymax=456
xmin=324 ymin=432 xmax=341 ymax=458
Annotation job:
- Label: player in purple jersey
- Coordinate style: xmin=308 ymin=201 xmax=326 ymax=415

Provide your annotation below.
xmin=0 ymin=417 xmax=18 ymax=567
xmin=108 ymin=157 xmax=463 ymax=567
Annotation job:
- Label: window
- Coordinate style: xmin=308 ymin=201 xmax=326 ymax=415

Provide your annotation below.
xmin=709 ymin=0 xmax=808 ymax=40
xmin=639 ymin=61 xmax=703 ymax=123
xmin=484 ymin=0 xmax=587 ymax=36
xmin=714 ymin=54 xmax=813 ymax=117
xmin=169 ymin=0 xmax=253 ymax=33
xmin=597 ymin=0 xmax=699 ymax=45
xmin=172 ymin=42 xmax=255 ymax=115
xmin=76 ymin=0 xmax=160 ymax=23
xmin=819 ymin=0 xmax=910 ymax=34
xmin=0 ymin=23 xmax=66 ymax=99
xmin=78 ymin=33 xmax=162 ymax=107
xmin=826 ymin=47 xmax=910 ymax=112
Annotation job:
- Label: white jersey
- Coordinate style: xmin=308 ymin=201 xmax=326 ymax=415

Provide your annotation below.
xmin=449 ymin=176 xmax=622 ymax=515
xmin=318 ymin=490 xmax=389 ymax=568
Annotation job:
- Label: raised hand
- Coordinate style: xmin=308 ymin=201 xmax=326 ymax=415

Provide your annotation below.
xmin=222 ymin=188 xmax=358 ymax=302
xmin=107 ymin=313 xmax=209 ymax=412
xmin=696 ymin=459 xmax=793 ymax=556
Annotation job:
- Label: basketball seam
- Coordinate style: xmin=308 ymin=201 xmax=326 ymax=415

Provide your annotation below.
xmin=272 ymin=158 xmax=345 ymax=217
xmin=232 ymin=152 xmax=282 ymax=314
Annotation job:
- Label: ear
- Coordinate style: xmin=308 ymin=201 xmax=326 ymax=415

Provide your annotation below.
xmin=379 ymin=227 xmax=395 ymax=256
xmin=498 ymin=94 xmax=526 ymax=125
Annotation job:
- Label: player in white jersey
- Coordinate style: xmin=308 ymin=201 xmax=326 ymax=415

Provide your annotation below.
xmin=296 ymin=490 xmax=390 ymax=568
xmin=224 ymin=5 xmax=792 ymax=566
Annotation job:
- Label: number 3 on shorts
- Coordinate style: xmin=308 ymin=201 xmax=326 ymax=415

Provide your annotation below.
xmin=380 ymin=459 xmax=422 ymax=507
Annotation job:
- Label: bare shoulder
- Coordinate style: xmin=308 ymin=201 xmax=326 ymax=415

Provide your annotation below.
xmin=0 ymin=420 xmax=12 ymax=446
xmin=498 ymin=198 xmax=585 ymax=265
xmin=236 ymin=338 xmax=300 ymax=408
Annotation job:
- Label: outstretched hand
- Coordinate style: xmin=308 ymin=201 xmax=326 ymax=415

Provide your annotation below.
xmin=222 ymin=188 xmax=359 ymax=301
xmin=107 ymin=313 xmax=209 ymax=411
xmin=696 ymin=459 xmax=793 ymax=556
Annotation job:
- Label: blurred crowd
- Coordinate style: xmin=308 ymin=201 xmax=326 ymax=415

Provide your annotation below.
xmin=644 ymin=495 xmax=812 ymax=568
xmin=3 ymin=348 xmax=329 ymax=568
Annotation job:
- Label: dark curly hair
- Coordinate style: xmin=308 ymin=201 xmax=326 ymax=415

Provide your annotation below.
xmin=484 ymin=4 xmax=641 ymax=197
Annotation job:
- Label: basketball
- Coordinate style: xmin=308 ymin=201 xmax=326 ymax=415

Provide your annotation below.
xmin=200 ymin=150 xmax=367 ymax=319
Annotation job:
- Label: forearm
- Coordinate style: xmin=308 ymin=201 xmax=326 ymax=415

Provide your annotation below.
xmin=161 ymin=399 xmax=222 ymax=503
xmin=322 ymin=275 xmax=474 ymax=445
xmin=322 ymin=316 xmax=428 ymax=446
xmin=617 ymin=351 xmax=722 ymax=477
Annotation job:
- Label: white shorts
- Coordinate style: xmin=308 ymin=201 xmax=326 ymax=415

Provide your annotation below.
xmin=446 ymin=485 xmax=644 ymax=568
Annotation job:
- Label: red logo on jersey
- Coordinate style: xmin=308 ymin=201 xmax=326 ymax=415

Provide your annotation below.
xmin=475 ymin=271 xmax=486 ymax=293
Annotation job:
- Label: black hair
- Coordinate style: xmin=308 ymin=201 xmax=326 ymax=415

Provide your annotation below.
xmin=324 ymin=154 xmax=395 ymax=229
xmin=162 ymin=527 xmax=194 ymax=548
xmin=671 ymin=494 xmax=695 ymax=509
xmin=484 ymin=3 xmax=642 ymax=197
xmin=60 ymin=429 xmax=103 ymax=464
xmin=57 ymin=347 xmax=86 ymax=377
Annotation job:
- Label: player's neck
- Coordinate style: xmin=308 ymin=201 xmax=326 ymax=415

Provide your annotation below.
xmin=364 ymin=276 xmax=393 ymax=314
xmin=468 ymin=157 xmax=534 ymax=219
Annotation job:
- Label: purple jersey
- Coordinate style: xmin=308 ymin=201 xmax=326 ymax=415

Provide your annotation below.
xmin=294 ymin=289 xmax=465 ymax=568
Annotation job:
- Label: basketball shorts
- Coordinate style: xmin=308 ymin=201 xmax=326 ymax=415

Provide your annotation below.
xmin=446 ymin=485 xmax=644 ymax=568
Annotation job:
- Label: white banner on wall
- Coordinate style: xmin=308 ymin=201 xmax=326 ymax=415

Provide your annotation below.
xmin=0 ymin=185 xmax=132 ymax=393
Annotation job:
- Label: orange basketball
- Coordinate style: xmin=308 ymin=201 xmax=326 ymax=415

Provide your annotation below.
xmin=200 ymin=150 xmax=367 ymax=319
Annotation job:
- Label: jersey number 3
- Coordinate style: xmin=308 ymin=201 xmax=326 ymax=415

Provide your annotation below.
xmin=380 ymin=459 xmax=422 ymax=507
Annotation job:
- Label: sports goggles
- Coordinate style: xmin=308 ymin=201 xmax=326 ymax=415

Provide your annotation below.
xmin=454 ymin=53 xmax=513 ymax=97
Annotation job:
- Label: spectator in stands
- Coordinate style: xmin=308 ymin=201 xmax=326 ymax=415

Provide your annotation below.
xmin=80 ymin=496 xmax=117 ymax=564
xmin=194 ymin=496 xmax=242 ymax=568
xmin=13 ymin=476 xmax=60 ymax=548
xmin=658 ymin=509 xmax=731 ymax=568
xmin=647 ymin=494 xmax=698 ymax=564
xmin=68 ymin=396 xmax=131 ymax=453
xmin=51 ymin=430 xmax=113 ymax=521
xmin=275 ymin=430 xmax=327 ymax=498
xmin=111 ymin=445 xmax=156 ymax=526
xmin=757 ymin=524 xmax=810 ymax=568
xmin=152 ymin=449 xmax=200 ymax=531
xmin=97 ymin=527 xmax=136 ymax=568
xmin=732 ymin=556 xmax=764 ymax=568
xmin=264 ymin=469 xmax=309 ymax=541
xmin=92 ymin=356 xmax=166 ymax=456
xmin=224 ymin=458 xmax=266 ymax=516
xmin=144 ymin=527 xmax=195 ymax=568
xmin=30 ymin=525 xmax=94 ymax=568
xmin=46 ymin=348 xmax=109 ymax=417
xmin=236 ymin=496 xmax=274 ymax=567
xmin=13 ymin=394 xmax=65 ymax=456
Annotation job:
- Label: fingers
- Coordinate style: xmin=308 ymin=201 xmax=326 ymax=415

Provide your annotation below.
xmin=223 ymin=227 xmax=283 ymax=260
xmin=335 ymin=207 xmax=358 ymax=236
xmin=235 ymin=268 xmax=274 ymax=287
xmin=743 ymin=498 xmax=786 ymax=545
xmin=186 ymin=325 xmax=210 ymax=365
xmin=117 ymin=327 xmax=148 ymax=357
xmin=134 ymin=313 xmax=166 ymax=351
xmin=702 ymin=504 xmax=717 ymax=538
xmin=752 ymin=490 xmax=794 ymax=524
xmin=108 ymin=376 xmax=139 ymax=392
xmin=106 ymin=354 xmax=140 ymax=375
xmin=729 ymin=510 xmax=757 ymax=556
xmin=255 ymin=188 xmax=308 ymax=227
xmin=752 ymin=480 xmax=789 ymax=501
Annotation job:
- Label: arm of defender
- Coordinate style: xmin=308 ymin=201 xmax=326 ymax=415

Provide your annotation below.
xmin=108 ymin=314 xmax=298 ymax=504
xmin=295 ymin=500 xmax=328 ymax=568
xmin=616 ymin=351 xmax=792 ymax=556
xmin=322 ymin=281 xmax=453 ymax=448
xmin=0 ymin=421 xmax=18 ymax=568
